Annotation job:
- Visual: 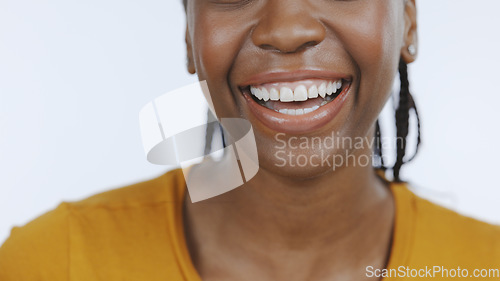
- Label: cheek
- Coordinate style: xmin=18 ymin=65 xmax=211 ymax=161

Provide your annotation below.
xmin=331 ymin=1 xmax=403 ymax=131
xmin=340 ymin=5 xmax=401 ymax=72
xmin=193 ymin=27 xmax=228 ymax=82
xmin=190 ymin=9 xmax=241 ymax=86
xmin=189 ymin=8 xmax=253 ymax=117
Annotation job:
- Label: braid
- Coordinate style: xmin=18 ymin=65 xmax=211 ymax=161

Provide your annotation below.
xmin=204 ymin=109 xmax=226 ymax=155
xmin=204 ymin=109 xmax=217 ymax=155
xmin=393 ymin=58 xmax=421 ymax=182
xmin=374 ymin=119 xmax=386 ymax=170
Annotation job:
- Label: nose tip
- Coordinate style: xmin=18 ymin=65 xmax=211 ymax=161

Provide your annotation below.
xmin=252 ymin=6 xmax=326 ymax=53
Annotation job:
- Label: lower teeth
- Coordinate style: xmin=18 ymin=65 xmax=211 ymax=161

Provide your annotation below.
xmin=274 ymin=94 xmax=335 ymax=115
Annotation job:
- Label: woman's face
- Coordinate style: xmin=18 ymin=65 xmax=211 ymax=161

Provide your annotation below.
xmin=185 ymin=0 xmax=417 ymax=178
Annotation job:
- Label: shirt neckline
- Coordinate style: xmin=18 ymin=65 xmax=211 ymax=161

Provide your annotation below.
xmin=170 ymin=169 xmax=415 ymax=281
xmin=375 ymin=169 xmax=416 ymax=278
xmin=382 ymin=181 xmax=416 ymax=280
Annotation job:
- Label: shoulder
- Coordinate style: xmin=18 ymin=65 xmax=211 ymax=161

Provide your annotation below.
xmin=70 ymin=168 xmax=185 ymax=208
xmin=0 ymin=202 xmax=71 ymax=281
xmin=0 ymin=168 xmax=186 ymax=280
xmin=393 ymin=182 xmax=500 ymax=268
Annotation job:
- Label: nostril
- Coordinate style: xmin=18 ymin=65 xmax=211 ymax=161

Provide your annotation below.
xmin=294 ymin=40 xmax=321 ymax=53
xmin=260 ymin=40 xmax=320 ymax=54
xmin=258 ymin=44 xmax=279 ymax=51
xmin=252 ymin=17 xmax=326 ymax=54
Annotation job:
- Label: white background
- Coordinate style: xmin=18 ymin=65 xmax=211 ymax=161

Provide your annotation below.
xmin=1 ymin=0 xmax=499 ymax=244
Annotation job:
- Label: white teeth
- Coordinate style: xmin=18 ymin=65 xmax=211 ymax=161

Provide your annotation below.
xmin=293 ymin=85 xmax=308 ymax=101
xmin=276 ymin=105 xmax=322 ymax=116
xmin=249 ymin=79 xmax=346 ymax=114
xmin=308 ymin=85 xmax=319 ymax=98
xmin=251 ymin=87 xmax=262 ymax=100
xmin=269 ymin=88 xmax=279 ymax=100
xmin=261 ymin=88 xmax=270 ymax=101
xmin=280 ymin=87 xmax=294 ymax=102
xmin=318 ymin=83 xmax=327 ymax=98
xmin=326 ymin=82 xmax=334 ymax=96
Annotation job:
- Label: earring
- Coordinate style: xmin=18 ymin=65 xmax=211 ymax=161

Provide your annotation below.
xmin=408 ymin=45 xmax=416 ymax=56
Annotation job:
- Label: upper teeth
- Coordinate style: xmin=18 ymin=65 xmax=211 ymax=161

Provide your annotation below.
xmin=250 ymin=80 xmax=342 ymax=102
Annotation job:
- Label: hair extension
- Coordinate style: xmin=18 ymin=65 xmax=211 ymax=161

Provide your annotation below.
xmin=393 ymin=58 xmax=421 ymax=182
xmin=204 ymin=109 xmax=226 ymax=155
xmin=204 ymin=110 xmax=217 ymax=155
xmin=374 ymin=119 xmax=386 ymax=170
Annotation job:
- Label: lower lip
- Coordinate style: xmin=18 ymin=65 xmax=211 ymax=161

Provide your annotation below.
xmin=242 ymin=83 xmax=351 ymax=134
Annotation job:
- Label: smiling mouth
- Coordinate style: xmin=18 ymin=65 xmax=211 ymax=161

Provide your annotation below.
xmin=238 ymin=71 xmax=353 ymax=134
xmin=242 ymin=79 xmax=350 ymax=116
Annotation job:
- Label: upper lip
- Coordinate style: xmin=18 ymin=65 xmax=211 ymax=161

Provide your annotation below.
xmin=239 ymin=69 xmax=352 ymax=88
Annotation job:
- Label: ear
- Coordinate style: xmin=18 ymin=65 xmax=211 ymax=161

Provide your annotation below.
xmin=185 ymin=26 xmax=196 ymax=74
xmin=401 ymin=0 xmax=418 ymax=64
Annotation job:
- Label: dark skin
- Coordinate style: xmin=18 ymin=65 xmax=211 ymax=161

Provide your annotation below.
xmin=183 ymin=0 xmax=418 ymax=280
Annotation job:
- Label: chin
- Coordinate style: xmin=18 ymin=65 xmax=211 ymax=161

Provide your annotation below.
xmin=255 ymin=144 xmax=352 ymax=181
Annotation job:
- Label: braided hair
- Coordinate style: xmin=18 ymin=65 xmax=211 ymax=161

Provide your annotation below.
xmin=374 ymin=58 xmax=421 ymax=182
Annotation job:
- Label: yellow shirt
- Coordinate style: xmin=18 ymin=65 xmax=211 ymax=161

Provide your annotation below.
xmin=1 ymin=169 xmax=499 ymax=280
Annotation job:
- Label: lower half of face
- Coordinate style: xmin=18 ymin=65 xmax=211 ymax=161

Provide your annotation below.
xmin=188 ymin=0 xmax=405 ymax=178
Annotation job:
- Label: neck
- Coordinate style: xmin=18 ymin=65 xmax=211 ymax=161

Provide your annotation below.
xmin=184 ymin=151 xmax=393 ymax=243
xmin=223 ymin=160 xmax=390 ymax=247
xmin=184 ymin=146 xmax=395 ymax=279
